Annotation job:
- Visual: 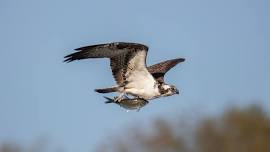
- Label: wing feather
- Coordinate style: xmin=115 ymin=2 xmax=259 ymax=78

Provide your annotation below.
xmin=64 ymin=42 xmax=134 ymax=62
xmin=64 ymin=42 xmax=149 ymax=86
xmin=147 ymin=58 xmax=185 ymax=83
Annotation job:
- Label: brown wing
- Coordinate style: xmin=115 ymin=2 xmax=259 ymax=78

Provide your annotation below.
xmin=147 ymin=58 xmax=185 ymax=83
xmin=64 ymin=42 xmax=149 ymax=86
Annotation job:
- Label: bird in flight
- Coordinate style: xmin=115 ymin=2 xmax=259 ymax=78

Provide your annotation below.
xmin=64 ymin=42 xmax=185 ymax=102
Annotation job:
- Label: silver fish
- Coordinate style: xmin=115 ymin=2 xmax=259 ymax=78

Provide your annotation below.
xmin=104 ymin=96 xmax=149 ymax=111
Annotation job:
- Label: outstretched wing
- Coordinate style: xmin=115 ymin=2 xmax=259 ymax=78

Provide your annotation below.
xmin=64 ymin=42 xmax=152 ymax=86
xmin=147 ymin=58 xmax=185 ymax=83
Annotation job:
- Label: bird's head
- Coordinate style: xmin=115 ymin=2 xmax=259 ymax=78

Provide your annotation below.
xmin=158 ymin=84 xmax=179 ymax=97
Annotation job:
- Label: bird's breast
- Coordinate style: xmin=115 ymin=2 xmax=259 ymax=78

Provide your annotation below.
xmin=124 ymin=84 xmax=160 ymax=100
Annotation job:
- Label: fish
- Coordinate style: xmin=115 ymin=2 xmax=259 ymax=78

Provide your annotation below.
xmin=104 ymin=96 xmax=149 ymax=111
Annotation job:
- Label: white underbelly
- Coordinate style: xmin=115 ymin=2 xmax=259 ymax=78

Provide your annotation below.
xmin=123 ymin=66 xmax=160 ymax=99
xmin=124 ymin=83 xmax=160 ymax=100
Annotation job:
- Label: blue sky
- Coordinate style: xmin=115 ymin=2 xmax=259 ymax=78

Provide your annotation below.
xmin=0 ymin=0 xmax=270 ymax=151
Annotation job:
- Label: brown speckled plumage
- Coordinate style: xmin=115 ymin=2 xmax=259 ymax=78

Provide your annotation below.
xmin=147 ymin=58 xmax=185 ymax=83
xmin=64 ymin=42 xmax=148 ymax=86
xmin=64 ymin=42 xmax=185 ymax=99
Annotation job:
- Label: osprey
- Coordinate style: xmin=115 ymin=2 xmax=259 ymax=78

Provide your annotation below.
xmin=64 ymin=42 xmax=185 ymax=102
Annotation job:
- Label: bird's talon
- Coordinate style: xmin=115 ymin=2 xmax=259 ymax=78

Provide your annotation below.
xmin=115 ymin=96 xmax=123 ymax=103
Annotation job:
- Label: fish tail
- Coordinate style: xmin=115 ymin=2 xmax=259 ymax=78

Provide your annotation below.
xmin=103 ymin=96 xmax=115 ymax=104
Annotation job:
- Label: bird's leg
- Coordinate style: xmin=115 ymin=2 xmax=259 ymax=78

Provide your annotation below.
xmin=115 ymin=92 xmax=125 ymax=102
xmin=124 ymin=94 xmax=130 ymax=99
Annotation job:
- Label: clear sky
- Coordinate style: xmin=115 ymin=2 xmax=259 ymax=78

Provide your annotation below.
xmin=0 ymin=0 xmax=270 ymax=151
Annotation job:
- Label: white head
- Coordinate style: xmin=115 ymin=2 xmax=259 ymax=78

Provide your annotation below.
xmin=159 ymin=84 xmax=179 ymax=97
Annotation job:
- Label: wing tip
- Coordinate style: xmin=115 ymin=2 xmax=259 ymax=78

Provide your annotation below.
xmin=63 ymin=57 xmax=73 ymax=63
xmin=163 ymin=57 xmax=185 ymax=64
xmin=63 ymin=47 xmax=88 ymax=63
xmin=175 ymin=57 xmax=185 ymax=63
xmin=63 ymin=53 xmax=77 ymax=63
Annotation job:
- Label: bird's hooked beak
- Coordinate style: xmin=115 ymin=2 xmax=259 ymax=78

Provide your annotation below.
xmin=175 ymin=89 xmax=179 ymax=94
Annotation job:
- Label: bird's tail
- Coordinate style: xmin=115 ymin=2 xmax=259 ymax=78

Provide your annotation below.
xmin=95 ymin=86 xmax=120 ymax=93
xmin=103 ymin=96 xmax=115 ymax=104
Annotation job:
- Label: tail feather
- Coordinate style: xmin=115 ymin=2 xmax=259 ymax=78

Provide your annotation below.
xmin=95 ymin=86 xmax=119 ymax=93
